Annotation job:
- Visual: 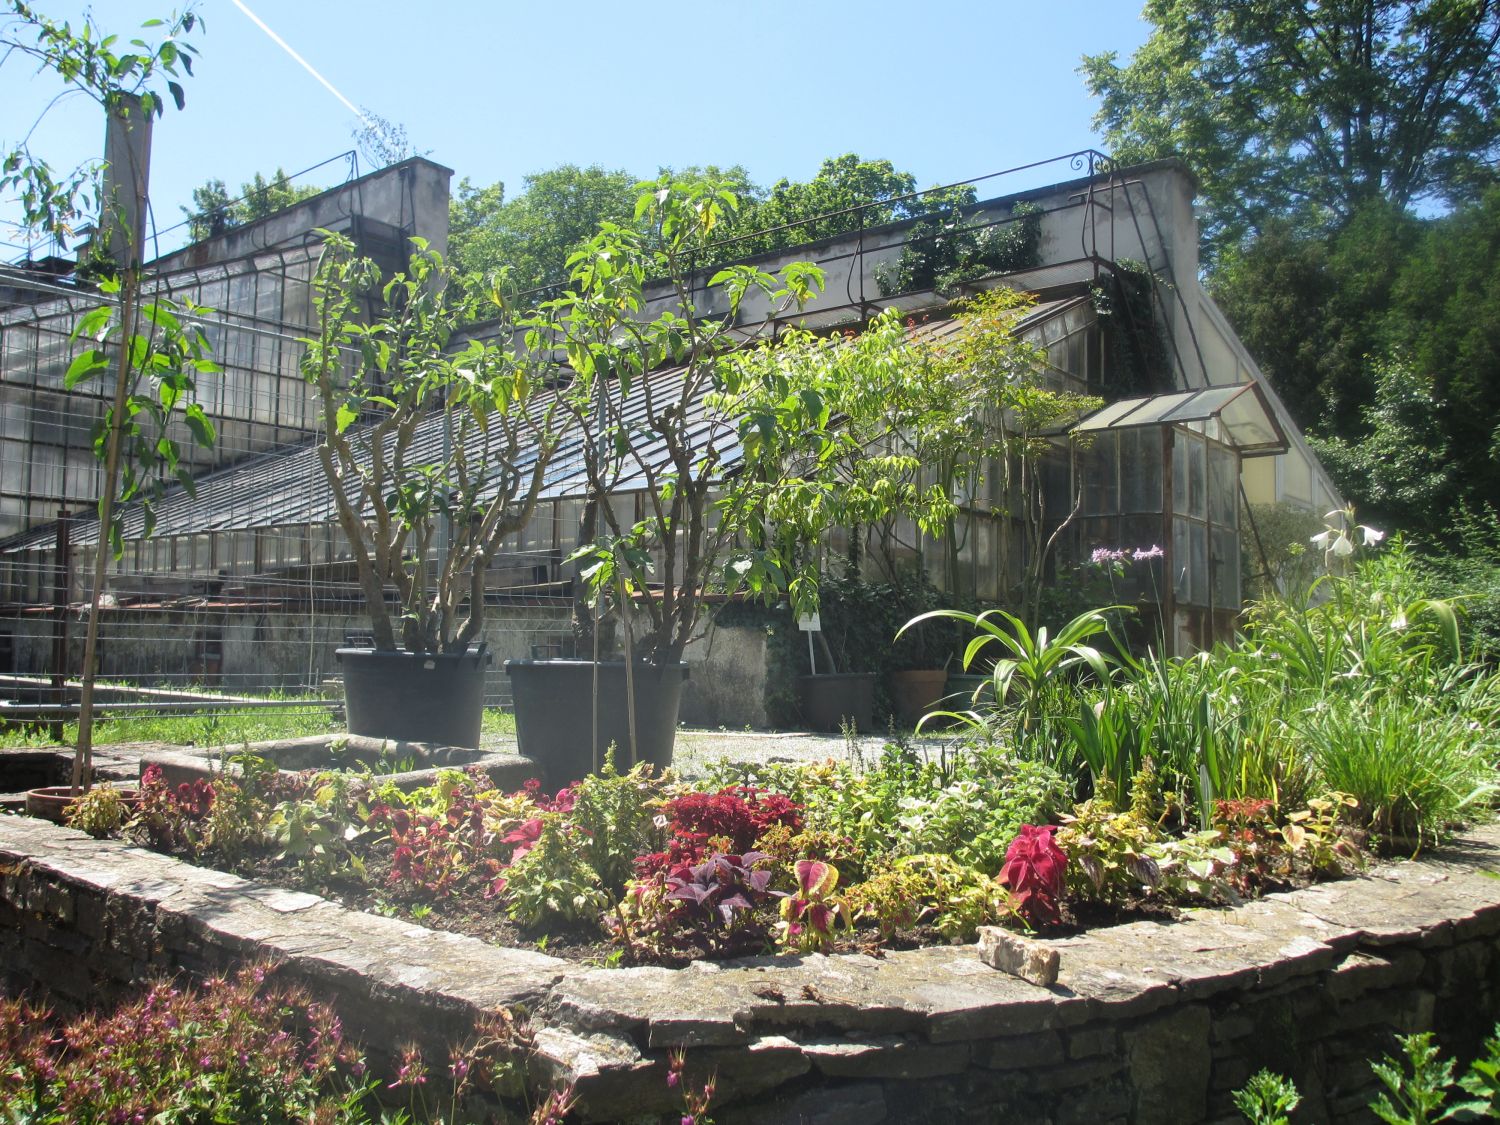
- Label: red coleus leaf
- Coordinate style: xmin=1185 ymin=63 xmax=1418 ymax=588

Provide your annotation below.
xmin=999 ymin=824 xmax=1067 ymax=928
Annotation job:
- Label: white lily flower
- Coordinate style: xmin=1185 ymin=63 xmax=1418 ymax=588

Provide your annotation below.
xmin=1332 ymin=536 xmax=1354 ymax=557
xmin=1359 ymin=525 xmax=1385 ymax=546
xmin=1310 ymin=530 xmax=1334 ymax=547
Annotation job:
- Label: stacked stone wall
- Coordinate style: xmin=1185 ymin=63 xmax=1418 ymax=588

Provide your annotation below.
xmin=2 ymin=816 xmax=1498 ymax=1123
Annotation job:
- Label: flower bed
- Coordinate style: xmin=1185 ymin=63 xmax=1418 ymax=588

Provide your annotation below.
xmin=25 ymin=544 xmax=1500 ymax=969
xmin=49 ymin=737 xmax=1360 ymax=968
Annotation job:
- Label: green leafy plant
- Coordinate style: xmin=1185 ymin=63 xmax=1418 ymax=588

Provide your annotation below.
xmin=303 ymin=232 xmax=562 ymax=654
xmin=62 ymin=781 xmax=131 ymax=838
xmin=852 ymin=853 xmax=1010 ymax=943
xmin=548 ymin=176 xmax=831 ymax=666
xmin=1233 ymin=1069 xmax=1302 ymax=1125
xmin=499 ymin=818 xmax=608 ymax=930
xmin=0 ymin=966 xmax=375 ymax=1123
xmin=1233 ymin=1026 xmax=1500 ymax=1124
xmin=567 ymin=751 xmax=669 ymax=895
xmin=904 ymin=605 xmax=1121 ymax=746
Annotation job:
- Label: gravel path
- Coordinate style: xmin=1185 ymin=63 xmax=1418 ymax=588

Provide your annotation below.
xmin=482 ymin=726 xmax=960 ymax=779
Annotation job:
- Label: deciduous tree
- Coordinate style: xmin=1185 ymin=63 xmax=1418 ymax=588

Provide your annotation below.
xmin=1083 ymin=0 xmax=1500 ymax=256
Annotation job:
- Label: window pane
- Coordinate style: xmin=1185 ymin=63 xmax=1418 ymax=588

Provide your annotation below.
xmin=1212 ymin=527 xmax=1240 ymax=608
xmin=1187 ymin=436 xmax=1206 ymax=521
xmin=1208 ymin=442 xmax=1237 ymax=527
xmin=1120 ymin=427 xmax=1163 ymax=513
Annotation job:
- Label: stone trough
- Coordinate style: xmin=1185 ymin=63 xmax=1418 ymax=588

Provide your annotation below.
xmin=139 ymin=733 xmax=537 ymax=793
xmin=2 ymin=812 xmax=1499 ymax=1123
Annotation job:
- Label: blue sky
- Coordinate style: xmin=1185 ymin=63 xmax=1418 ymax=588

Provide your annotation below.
xmin=1 ymin=1 xmax=1151 ymax=255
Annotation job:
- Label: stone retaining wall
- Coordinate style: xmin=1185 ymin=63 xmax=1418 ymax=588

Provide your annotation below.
xmin=2 ymin=815 xmax=1498 ymax=1123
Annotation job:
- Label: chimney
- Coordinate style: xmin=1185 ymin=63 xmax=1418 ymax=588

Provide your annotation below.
xmin=92 ymin=93 xmax=153 ymax=271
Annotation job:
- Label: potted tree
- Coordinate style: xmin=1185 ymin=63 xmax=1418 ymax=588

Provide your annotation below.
xmin=302 ymin=233 xmax=561 ymax=749
xmin=505 ymin=178 xmax=841 ymax=781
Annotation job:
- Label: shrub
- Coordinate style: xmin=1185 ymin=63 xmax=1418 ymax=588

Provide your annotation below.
xmin=567 ymin=754 xmax=669 ymax=895
xmin=636 ymin=787 xmax=802 ymax=874
xmin=851 ymin=853 xmax=1010 ymax=943
xmin=63 ymin=782 xmax=131 ymax=838
xmin=0 ymin=966 xmax=373 ymax=1123
xmin=498 ymin=818 xmax=608 ymax=930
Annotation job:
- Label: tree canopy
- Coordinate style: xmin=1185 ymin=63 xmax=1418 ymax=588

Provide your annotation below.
xmin=446 ymin=154 xmax=955 ymax=296
xmin=1083 ymin=0 xmax=1500 ymax=255
xmin=181 ymin=168 xmax=321 ymax=241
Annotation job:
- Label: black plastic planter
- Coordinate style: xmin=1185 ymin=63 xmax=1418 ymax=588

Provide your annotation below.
xmin=797 ymin=672 xmax=877 ymax=732
xmin=505 ymin=659 xmax=688 ymax=789
xmin=337 ymin=647 xmax=491 ymax=749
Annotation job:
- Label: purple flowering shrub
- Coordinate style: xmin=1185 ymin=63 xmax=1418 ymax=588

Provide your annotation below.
xmin=0 ymin=965 xmax=374 ymax=1123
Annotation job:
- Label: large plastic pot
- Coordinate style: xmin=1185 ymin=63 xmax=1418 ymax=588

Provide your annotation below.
xmin=889 ymin=668 xmax=949 ymax=727
xmin=337 ymin=647 xmax=491 ymax=749
xmin=797 ymin=672 xmax=877 ymax=733
xmin=504 ymin=659 xmax=688 ymax=789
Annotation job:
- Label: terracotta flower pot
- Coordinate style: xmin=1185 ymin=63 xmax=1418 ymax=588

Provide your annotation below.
xmin=25 ymin=785 xmax=139 ymax=825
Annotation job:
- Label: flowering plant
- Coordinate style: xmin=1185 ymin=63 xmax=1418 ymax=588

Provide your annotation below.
xmin=1310 ymin=505 xmax=1384 ymax=570
xmin=997 ymin=824 xmax=1067 ymax=928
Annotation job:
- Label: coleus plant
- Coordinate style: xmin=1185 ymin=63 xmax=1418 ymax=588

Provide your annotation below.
xmin=997 ymin=824 xmax=1067 ymax=928
xmin=776 ymin=859 xmax=851 ymax=953
xmin=661 ymin=851 xmax=775 ymax=953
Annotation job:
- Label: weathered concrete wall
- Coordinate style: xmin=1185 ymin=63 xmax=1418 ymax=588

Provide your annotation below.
xmin=3 ymin=816 xmax=1498 ymax=1123
xmin=678 ymin=620 xmax=770 ymax=729
xmin=150 ymin=157 xmax=454 ymax=269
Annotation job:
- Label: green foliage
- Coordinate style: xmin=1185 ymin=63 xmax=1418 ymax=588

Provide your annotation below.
xmin=729 ymin=153 xmax=923 ymax=257
xmin=724 ymin=741 xmax=1065 ymax=878
xmin=1235 ymin=1025 xmax=1500 ymax=1124
xmin=1232 ymin=1069 xmax=1302 ymax=1125
xmin=1084 ymin=1 xmax=1500 ymax=257
xmin=448 ymin=164 xmax=640 ymax=292
xmin=64 ymin=279 xmax=221 ymax=557
xmin=851 ymin=852 xmax=1010 ymax=943
xmin=62 ymin=781 xmax=130 ymax=838
xmin=304 ymin=232 xmax=561 ymax=653
xmin=501 ymin=818 xmax=608 ymax=930
xmin=1300 ymin=693 xmax=1492 ymax=850
xmin=909 ymin=604 xmax=1120 ymax=746
xmin=567 ymin=752 xmax=669 ymax=895
xmin=1 ymin=4 xmax=203 ymax=250
xmin=1055 ymin=790 xmax=1167 ymax=904
xmin=1308 ymin=357 xmax=1455 ymax=533
xmin=181 ymin=168 xmax=322 ymax=241
xmin=547 ymin=176 xmax=841 ymax=664
xmin=1371 ymin=1032 xmax=1461 ymax=1125
xmin=0 ymin=967 xmax=376 ymax=1123
xmin=873 ymin=199 xmax=1042 ymax=297
xmin=267 ymin=774 xmax=366 ymax=880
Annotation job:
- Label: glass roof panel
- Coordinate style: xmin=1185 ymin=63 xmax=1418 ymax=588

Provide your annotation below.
xmin=1117 ymin=390 xmax=1203 ymax=426
xmin=1159 ymin=384 xmax=1244 ymax=422
xmin=1069 ymin=383 xmax=1287 ymax=455
xmin=1073 ymin=396 xmax=1168 ymax=431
